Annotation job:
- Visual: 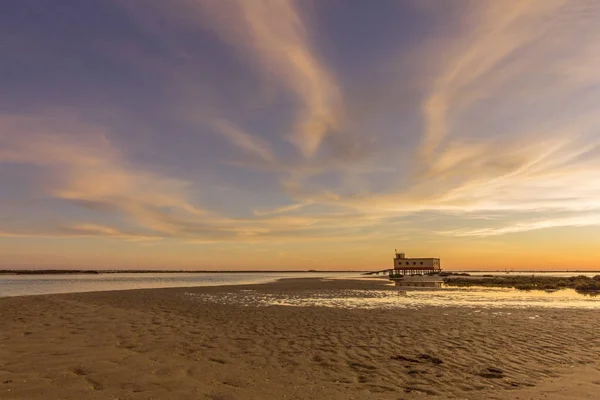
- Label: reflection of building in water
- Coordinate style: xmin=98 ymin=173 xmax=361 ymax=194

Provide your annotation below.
xmin=391 ymin=251 xmax=441 ymax=276
xmin=393 ymin=280 xmax=443 ymax=288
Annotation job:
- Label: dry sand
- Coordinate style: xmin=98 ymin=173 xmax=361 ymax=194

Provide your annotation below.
xmin=1 ymin=278 xmax=599 ymax=399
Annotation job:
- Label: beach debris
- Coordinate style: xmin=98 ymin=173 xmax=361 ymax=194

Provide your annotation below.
xmin=418 ymin=353 xmax=444 ymax=365
xmin=390 ymin=353 xmax=443 ymax=365
xmin=348 ymin=362 xmax=377 ymax=371
xmin=391 ymin=355 xmax=419 ymax=363
xmin=407 ymin=368 xmax=425 ymax=375
xmin=478 ymin=367 xmax=505 ymax=379
xmin=403 ymin=385 xmax=441 ymax=396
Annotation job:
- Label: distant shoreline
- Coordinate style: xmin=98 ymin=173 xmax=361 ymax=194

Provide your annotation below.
xmin=2 ymin=269 xmax=600 ymax=276
xmin=0 ymin=269 xmax=361 ymax=275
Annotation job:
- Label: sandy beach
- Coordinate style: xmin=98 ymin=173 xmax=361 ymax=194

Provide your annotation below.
xmin=1 ymin=278 xmax=599 ymax=399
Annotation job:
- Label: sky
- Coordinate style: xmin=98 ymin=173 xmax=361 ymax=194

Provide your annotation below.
xmin=2 ymin=0 xmax=600 ymax=271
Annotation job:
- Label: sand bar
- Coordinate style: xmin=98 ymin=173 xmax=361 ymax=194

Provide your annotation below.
xmin=1 ymin=278 xmax=599 ymax=399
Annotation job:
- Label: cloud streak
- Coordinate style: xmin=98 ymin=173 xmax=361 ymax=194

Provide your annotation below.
xmin=442 ymin=214 xmax=600 ymax=237
xmin=420 ymin=0 xmax=569 ymax=159
xmin=214 ymin=120 xmax=275 ymax=164
xmin=0 ymin=113 xmax=204 ymax=235
xmin=155 ymin=0 xmax=342 ymax=158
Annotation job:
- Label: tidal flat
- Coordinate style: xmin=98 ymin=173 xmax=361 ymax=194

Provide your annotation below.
xmin=1 ymin=278 xmax=599 ymax=399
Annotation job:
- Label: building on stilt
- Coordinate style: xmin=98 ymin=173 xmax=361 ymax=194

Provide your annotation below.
xmin=389 ymin=251 xmax=442 ymax=287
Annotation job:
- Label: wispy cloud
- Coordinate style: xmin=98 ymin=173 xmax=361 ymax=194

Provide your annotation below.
xmin=398 ymin=0 xmax=600 ymax=235
xmin=0 ymin=113 xmax=204 ymax=235
xmin=147 ymin=0 xmax=341 ymax=158
xmin=231 ymin=0 xmax=600 ymax=239
xmin=442 ymin=213 xmax=600 ymax=237
xmin=253 ymin=202 xmax=309 ymax=216
xmin=0 ymin=224 xmax=158 ymax=241
xmin=214 ymin=120 xmax=275 ymax=164
xmin=0 ymin=113 xmax=397 ymax=243
xmin=247 ymin=0 xmax=600 ymax=239
xmin=420 ymin=0 xmax=569 ymax=159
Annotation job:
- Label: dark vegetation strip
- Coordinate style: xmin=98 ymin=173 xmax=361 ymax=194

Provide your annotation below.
xmin=444 ymin=275 xmax=600 ymax=295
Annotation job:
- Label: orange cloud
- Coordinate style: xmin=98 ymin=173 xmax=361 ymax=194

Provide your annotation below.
xmin=0 ymin=113 xmax=204 ymax=235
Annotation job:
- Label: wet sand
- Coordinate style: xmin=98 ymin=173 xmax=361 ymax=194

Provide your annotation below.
xmin=1 ymin=278 xmax=599 ymax=399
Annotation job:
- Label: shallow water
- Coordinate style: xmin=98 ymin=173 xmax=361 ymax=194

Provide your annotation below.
xmin=186 ymin=284 xmax=600 ymax=310
xmin=0 ymin=272 xmax=358 ymax=297
xmin=3 ymin=271 xmax=599 ymax=309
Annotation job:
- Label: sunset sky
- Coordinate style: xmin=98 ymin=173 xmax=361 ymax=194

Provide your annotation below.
xmin=2 ymin=0 xmax=600 ymax=270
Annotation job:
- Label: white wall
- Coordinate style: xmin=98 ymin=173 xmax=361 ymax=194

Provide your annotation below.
xmin=394 ymin=258 xmax=440 ymax=270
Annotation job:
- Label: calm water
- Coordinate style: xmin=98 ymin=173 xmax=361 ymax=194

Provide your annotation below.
xmin=282 ymin=286 xmax=600 ymax=309
xmin=187 ymin=285 xmax=600 ymax=310
xmin=0 ymin=272 xmax=358 ymax=297
xmin=186 ymin=271 xmax=600 ymax=309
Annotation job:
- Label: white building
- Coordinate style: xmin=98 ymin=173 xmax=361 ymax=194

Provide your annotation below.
xmin=392 ymin=251 xmax=441 ymax=276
